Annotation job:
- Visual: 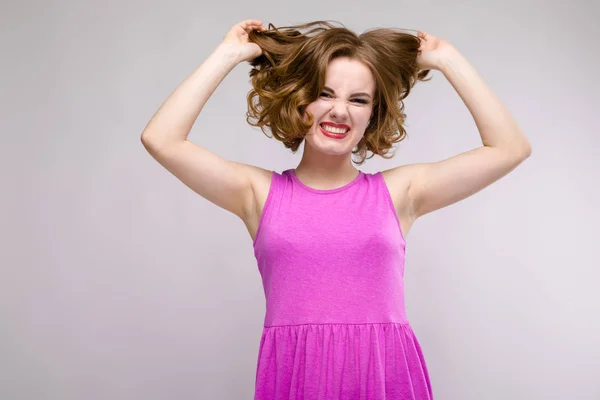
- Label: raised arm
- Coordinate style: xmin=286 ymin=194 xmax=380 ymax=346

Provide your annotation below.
xmin=385 ymin=31 xmax=532 ymax=220
xmin=141 ymin=20 xmax=268 ymax=219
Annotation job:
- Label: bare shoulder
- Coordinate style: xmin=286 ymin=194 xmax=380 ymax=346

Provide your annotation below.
xmin=380 ymin=164 xmax=423 ymax=237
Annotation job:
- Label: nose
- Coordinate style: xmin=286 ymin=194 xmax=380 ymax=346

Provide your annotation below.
xmin=329 ymin=99 xmax=349 ymax=119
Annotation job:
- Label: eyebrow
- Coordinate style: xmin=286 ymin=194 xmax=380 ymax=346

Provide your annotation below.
xmin=323 ymin=86 xmax=372 ymax=99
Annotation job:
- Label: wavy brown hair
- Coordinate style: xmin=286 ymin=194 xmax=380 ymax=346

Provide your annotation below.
xmin=245 ymin=20 xmax=431 ymax=165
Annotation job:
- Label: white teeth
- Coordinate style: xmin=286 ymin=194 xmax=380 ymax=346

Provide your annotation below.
xmin=321 ymin=124 xmax=349 ymax=134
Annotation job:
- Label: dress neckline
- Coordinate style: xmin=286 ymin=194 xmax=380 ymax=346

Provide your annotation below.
xmin=289 ymin=169 xmax=364 ymax=194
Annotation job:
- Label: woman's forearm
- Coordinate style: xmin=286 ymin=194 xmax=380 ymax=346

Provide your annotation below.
xmin=439 ymin=47 xmax=532 ymax=155
xmin=140 ymin=44 xmax=242 ymax=151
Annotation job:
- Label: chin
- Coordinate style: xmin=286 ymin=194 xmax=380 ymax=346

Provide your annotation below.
xmin=308 ymin=139 xmax=355 ymax=156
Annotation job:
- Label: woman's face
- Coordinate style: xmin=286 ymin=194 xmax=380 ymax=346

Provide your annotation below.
xmin=304 ymin=57 xmax=376 ymax=155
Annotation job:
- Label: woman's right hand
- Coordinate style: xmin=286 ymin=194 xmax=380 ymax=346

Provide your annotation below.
xmin=218 ymin=19 xmax=266 ymax=63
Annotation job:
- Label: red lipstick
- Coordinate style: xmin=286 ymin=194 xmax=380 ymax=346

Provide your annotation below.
xmin=319 ymin=122 xmax=350 ymax=139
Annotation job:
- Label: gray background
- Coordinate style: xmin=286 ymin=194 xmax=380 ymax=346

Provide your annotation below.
xmin=2 ymin=0 xmax=599 ymax=399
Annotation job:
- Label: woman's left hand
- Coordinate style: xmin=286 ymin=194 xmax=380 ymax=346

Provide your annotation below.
xmin=416 ymin=31 xmax=455 ymax=71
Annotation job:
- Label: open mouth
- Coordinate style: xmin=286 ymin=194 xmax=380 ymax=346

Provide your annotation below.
xmin=320 ymin=123 xmax=350 ymax=136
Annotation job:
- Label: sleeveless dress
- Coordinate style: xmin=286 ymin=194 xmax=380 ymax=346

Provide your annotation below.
xmin=252 ymin=169 xmax=433 ymax=400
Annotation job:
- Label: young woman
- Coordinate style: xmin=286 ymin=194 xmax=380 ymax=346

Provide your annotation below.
xmin=141 ymin=19 xmax=532 ymax=400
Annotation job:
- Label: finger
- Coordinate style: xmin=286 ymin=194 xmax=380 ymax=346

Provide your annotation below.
xmin=241 ymin=19 xmax=263 ymax=28
xmin=241 ymin=20 xmax=265 ymax=34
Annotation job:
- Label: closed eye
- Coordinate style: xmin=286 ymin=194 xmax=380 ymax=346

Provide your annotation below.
xmin=319 ymin=92 xmax=369 ymax=104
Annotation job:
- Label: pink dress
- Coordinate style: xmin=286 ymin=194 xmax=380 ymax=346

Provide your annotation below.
xmin=252 ymin=169 xmax=433 ymax=399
